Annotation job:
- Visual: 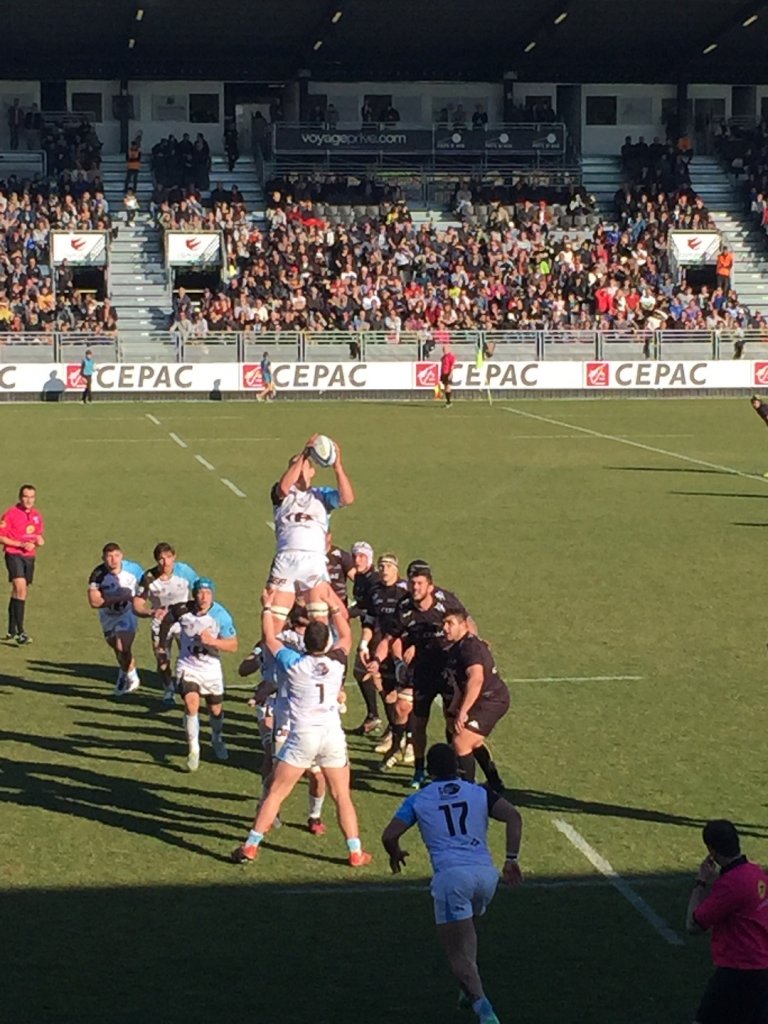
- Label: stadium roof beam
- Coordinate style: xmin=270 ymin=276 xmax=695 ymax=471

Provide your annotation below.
xmin=300 ymin=0 xmax=350 ymax=71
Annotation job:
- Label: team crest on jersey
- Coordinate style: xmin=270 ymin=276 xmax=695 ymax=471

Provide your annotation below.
xmin=438 ymin=782 xmax=461 ymax=797
xmin=312 ymin=662 xmax=330 ymax=676
xmin=25 ymin=524 xmax=35 ymax=534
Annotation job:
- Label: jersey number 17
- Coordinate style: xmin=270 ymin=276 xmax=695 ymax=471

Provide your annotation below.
xmin=439 ymin=801 xmax=469 ymax=836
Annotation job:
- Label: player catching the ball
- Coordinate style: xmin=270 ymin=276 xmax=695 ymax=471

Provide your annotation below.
xmin=267 ymin=434 xmax=354 ymax=627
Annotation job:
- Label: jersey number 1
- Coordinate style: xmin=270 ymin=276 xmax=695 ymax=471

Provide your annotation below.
xmin=315 ymin=683 xmax=325 ymax=704
xmin=438 ymin=801 xmax=469 ymax=837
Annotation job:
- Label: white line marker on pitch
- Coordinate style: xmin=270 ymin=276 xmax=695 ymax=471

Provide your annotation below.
xmin=221 ymin=478 xmax=246 ymax=498
xmin=145 ymin=413 xmax=161 ymax=425
xmin=195 ymin=455 xmax=215 ymax=471
xmin=501 ymin=406 xmax=768 ymax=484
xmin=169 ymin=432 xmax=188 ymax=449
xmin=512 ymin=675 xmax=643 ymax=684
xmin=553 ymin=818 xmax=684 ymax=946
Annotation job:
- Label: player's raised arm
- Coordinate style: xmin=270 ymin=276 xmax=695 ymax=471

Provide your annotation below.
xmin=332 ymin=440 xmax=354 ymax=507
xmin=274 ymin=440 xmax=315 ymax=500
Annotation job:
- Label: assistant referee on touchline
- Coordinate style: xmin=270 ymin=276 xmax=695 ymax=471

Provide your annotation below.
xmin=686 ymin=819 xmax=768 ymax=1024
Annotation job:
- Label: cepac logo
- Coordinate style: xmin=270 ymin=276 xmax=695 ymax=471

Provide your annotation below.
xmin=686 ymin=237 xmax=702 ymax=251
xmin=585 ymin=362 xmax=610 ymax=387
xmin=415 ymin=362 xmax=439 ymax=388
xmin=242 ymin=364 xmax=264 ymax=389
xmin=754 ymin=362 xmax=768 ymax=387
xmin=70 ymin=237 xmax=87 ymax=251
xmin=185 ymin=238 xmax=201 ymax=250
xmin=66 ymin=364 xmax=86 ymax=388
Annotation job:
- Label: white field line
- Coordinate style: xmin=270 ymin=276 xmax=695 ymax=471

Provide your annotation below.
xmin=511 ymin=675 xmax=643 ymax=683
xmin=195 ymin=455 xmax=215 ymax=471
xmin=553 ymin=819 xmax=684 ymax=946
xmin=168 ymin=432 xmax=188 ymax=449
xmin=221 ymin=478 xmax=247 ymax=498
xmin=182 ymin=436 xmax=281 ymax=443
xmin=256 ymin=875 xmax=683 ymax=897
xmin=498 ymin=433 xmax=694 ymax=440
xmin=500 ymin=406 xmax=768 ymax=484
xmin=145 ymin=413 xmax=161 ymax=425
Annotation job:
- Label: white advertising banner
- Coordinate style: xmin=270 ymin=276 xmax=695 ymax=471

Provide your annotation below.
xmin=166 ymin=232 xmax=222 ymax=266
xmin=0 ymin=360 xmax=760 ymax=394
xmin=51 ymin=231 xmax=109 ymax=266
xmin=669 ymin=230 xmax=722 ymax=266
xmin=0 ymin=363 xmax=239 ymax=394
xmin=582 ymin=360 xmax=752 ymax=389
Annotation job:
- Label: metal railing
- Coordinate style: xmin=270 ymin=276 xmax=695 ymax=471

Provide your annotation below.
xmin=0 ymin=328 xmax=763 ymax=364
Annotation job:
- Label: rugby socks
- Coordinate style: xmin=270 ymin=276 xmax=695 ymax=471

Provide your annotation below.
xmin=474 ymin=745 xmax=500 ymax=785
xmin=346 ymin=837 xmax=362 ymax=854
xmin=383 ymin=700 xmax=397 ymax=727
xmin=209 ymin=712 xmax=224 ymax=739
xmin=245 ymin=829 xmax=264 ymax=849
xmin=414 ymin=756 xmax=425 ymax=773
xmin=388 ymin=722 xmax=406 ymax=754
xmin=308 ymin=794 xmax=325 ymax=819
xmin=8 ymin=597 xmax=24 ymax=635
xmin=457 ymin=753 xmax=477 ymax=782
xmin=358 ymin=676 xmax=379 ymax=718
xmin=406 ymin=712 xmax=414 ymax=742
xmin=473 ymin=997 xmax=494 ymax=1021
xmin=184 ymin=713 xmax=200 ymax=748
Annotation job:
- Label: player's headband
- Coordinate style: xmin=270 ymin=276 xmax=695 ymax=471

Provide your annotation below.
xmin=407 ymin=559 xmax=432 ymax=580
xmin=378 ymin=552 xmax=399 ymax=568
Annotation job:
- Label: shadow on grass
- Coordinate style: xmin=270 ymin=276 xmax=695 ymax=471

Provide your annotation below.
xmin=606 ymin=466 xmax=738 ymax=476
xmin=0 ymin=873 xmax=711 ymax=1024
xmin=670 ymin=491 xmax=768 ymax=500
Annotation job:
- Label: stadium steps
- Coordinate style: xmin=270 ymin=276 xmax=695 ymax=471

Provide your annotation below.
xmin=580 ymin=155 xmax=624 ymax=217
xmin=689 ymin=156 xmax=768 ymax=313
xmin=98 ymin=154 xmax=266 ymax=333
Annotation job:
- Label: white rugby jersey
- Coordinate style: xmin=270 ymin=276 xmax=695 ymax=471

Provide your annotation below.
xmin=273 ymin=646 xmax=346 ymax=728
xmin=168 ymin=601 xmax=236 ymax=682
xmin=263 ymin=629 xmax=305 ymax=733
xmin=272 ymin=484 xmax=341 ymax=554
xmin=88 ymin=558 xmax=143 ymax=630
xmin=394 ymin=778 xmax=497 ymax=874
xmin=137 ymin=561 xmax=198 ymax=609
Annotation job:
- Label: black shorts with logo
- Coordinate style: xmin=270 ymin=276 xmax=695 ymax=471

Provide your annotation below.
xmin=440 ymin=372 xmax=452 ymax=389
xmin=696 ymin=967 xmax=768 ymax=1024
xmin=5 ymin=554 xmax=35 ymax=584
xmin=465 ymin=691 xmax=511 ymax=738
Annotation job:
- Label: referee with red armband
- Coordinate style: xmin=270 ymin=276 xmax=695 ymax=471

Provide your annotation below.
xmin=687 ymin=819 xmax=768 ymax=1024
xmin=0 ymin=484 xmax=45 ymax=645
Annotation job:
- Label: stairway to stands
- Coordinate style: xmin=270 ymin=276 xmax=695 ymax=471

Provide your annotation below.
xmin=98 ymin=154 xmax=266 ymax=341
xmin=688 ymin=155 xmax=768 ymax=313
xmin=580 ymin=155 xmax=625 ymax=217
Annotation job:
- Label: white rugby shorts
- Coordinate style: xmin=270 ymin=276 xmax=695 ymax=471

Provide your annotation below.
xmin=267 ymin=550 xmax=329 ymax=594
xmin=176 ymin=664 xmax=224 ymax=697
xmin=102 ymin=611 xmax=137 ymax=640
xmin=277 ymin=722 xmax=348 ymax=769
xmin=430 ymin=865 xmax=500 ymax=925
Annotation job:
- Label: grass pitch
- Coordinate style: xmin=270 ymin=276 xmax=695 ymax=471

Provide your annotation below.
xmin=2 ymin=396 xmax=768 ymax=1024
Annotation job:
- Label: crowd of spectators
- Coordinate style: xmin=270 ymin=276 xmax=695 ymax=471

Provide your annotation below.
xmin=613 ymin=135 xmax=761 ymax=332
xmin=0 ymin=175 xmax=114 ymax=336
xmin=160 ymin=170 xmax=757 ymax=338
xmin=715 ymin=121 xmax=768 ymax=244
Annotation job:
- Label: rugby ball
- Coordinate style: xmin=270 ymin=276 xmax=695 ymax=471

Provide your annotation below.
xmin=309 ymin=434 xmax=337 ymax=468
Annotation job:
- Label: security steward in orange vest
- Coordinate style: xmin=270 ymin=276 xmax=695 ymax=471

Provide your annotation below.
xmin=125 ymin=139 xmax=141 ymax=192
